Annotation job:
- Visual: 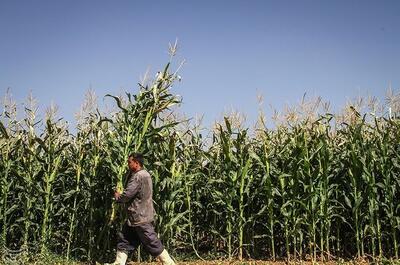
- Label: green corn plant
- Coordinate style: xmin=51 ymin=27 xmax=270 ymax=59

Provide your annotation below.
xmin=37 ymin=117 xmax=70 ymax=254
xmin=376 ymin=117 xmax=400 ymax=258
xmin=214 ymin=120 xmax=235 ymax=259
xmin=343 ymin=110 xmax=383 ymax=259
xmin=205 ymin=120 xmax=232 ymax=259
xmin=251 ymin=130 xmax=277 ymax=260
xmin=289 ymin=124 xmax=310 ymax=261
xmin=236 ymin=132 xmax=252 ymax=261
xmin=179 ymin=127 xmax=207 ymax=259
xmin=152 ymin=130 xmax=189 ymax=251
xmin=104 ymin=62 xmax=181 ymax=225
xmin=312 ymin=115 xmax=338 ymax=260
xmin=363 ymin=125 xmax=382 ymax=259
xmin=316 ymin=124 xmax=333 ymax=260
xmin=298 ymin=126 xmax=318 ymax=262
xmin=207 ymin=117 xmax=253 ymax=260
xmin=65 ymin=105 xmax=109 ymax=260
xmin=151 ymin=123 xmax=206 ymax=258
xmin=0 ymin=94 xmax=21 ymax=249
xmin=275 ymin=123 xmax=309 ymax=261
xmin=65 ymin=128 xmax=86 ymax=260
xmin=83 ymin=113 xmax=109 ymax=260
xmin=0 ymin=124 xmax=21 ymax=249
xmin=372 ymin=116 xmax=400 ymax=258
xmin=67 ymin=91 xmax=112 ymax=259
xmin=267 ymin=125 xmax=291 ymax=260
xmin=340 ymin=110 xmax=367 ymax=258
xmin=331 ymin=120 xmax=351 ymax=258
xmin=18 ymin=103 xmax=42 ymax=251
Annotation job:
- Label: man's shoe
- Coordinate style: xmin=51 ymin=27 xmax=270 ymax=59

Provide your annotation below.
xmin=157 ymin=249 xmax=175 ymax=265
xmin=104 ymin=250 xmax=128 ymax=265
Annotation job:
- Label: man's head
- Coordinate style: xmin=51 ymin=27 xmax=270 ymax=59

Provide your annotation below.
xmin=128 ymin=153 xmax=144 ymax=172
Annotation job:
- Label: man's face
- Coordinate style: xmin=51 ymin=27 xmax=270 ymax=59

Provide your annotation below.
xmin=128 ymin=157 xmax=140 ymax=171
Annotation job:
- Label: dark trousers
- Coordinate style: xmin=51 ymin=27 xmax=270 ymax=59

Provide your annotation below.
xmin=117 ymin=222 xmax=164 ymax=257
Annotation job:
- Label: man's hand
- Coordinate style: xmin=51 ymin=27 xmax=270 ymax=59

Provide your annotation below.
xmin=114 ymin=191 xmax=121 ymax=200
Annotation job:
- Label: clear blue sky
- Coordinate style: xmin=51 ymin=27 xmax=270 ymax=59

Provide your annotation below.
xmin=1 ymin=0 xmax=399 ymax=129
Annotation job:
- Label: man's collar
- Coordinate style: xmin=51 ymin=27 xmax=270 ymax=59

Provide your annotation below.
xmin=132 ymin=168 xmax=143 ymax=174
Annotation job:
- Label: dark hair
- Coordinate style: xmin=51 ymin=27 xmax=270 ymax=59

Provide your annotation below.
xmin=129 ymin=153 xmax=144 ymax=167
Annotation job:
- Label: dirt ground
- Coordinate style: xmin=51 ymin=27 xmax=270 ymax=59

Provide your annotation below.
xmin=124 ymin=261 xmax=375 ymax=265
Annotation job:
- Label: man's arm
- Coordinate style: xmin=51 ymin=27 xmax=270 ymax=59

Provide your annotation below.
xmin=115 ymin=174 xmax=140 ymax=203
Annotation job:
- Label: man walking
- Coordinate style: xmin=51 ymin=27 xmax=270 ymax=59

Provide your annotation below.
xmin=106 ymin=153 xmax=175 ymax=265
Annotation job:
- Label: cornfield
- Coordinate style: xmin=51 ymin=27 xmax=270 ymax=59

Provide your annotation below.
xmin=1 ymin=56 xmax=400 ymax=264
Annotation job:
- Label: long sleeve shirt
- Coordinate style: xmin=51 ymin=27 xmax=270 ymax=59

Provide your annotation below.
xmin=116 ymin=169 xmax=155 ymax=226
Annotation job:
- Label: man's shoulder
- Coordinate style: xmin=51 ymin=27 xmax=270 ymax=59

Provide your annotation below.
xmin=135 ymin=169 xmax=151 ymax=178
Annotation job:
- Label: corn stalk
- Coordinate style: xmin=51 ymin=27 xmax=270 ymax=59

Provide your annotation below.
xmin=38 ymin=118 xmax=69 ymax=254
